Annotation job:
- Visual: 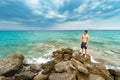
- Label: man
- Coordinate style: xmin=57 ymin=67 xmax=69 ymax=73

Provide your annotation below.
xmin=80 ymin=30 xmax=89 ymax=57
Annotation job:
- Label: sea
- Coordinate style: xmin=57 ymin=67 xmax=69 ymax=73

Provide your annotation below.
xmin=0 ymin=30 xmax=120 ymax=69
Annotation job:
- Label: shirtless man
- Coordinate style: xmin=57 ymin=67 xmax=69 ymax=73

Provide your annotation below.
xmin=80 ymin=30 xmax=89 ymax=56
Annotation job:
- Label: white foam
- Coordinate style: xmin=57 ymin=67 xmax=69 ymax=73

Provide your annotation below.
xmin=90 ymin=56 xmax=100 ymax=63
xmin=26 ymin=56 xmax=51 ymax=64
xmin=106 ymin=65 xmax=120 ymax=70
xmin=90 ymin=56 xmax=120 ymax=70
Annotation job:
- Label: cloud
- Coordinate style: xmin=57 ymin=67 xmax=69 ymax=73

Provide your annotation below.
xmin=0 ymin=20 xmax=42 ymax=30
xmin=0 ymin=0 xmax=120 ymax=30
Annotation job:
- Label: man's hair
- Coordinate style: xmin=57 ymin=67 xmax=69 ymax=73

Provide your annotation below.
xmin=84 ymin=30 xmax=88 ymax=33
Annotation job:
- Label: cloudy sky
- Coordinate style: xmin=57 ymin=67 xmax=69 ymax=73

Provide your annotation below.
xmin=0 ymin=0 xmax=120 ymax=30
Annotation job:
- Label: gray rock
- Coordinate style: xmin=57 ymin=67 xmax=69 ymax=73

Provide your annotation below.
xmin=0 ymin=54 xmax=24 ymax=76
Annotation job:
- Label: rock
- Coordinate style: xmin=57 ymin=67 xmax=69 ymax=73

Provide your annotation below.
xmin=115 ymin=71 xmax=120 ymax=80
xmin=29 ymin=64 xmax=41 ymax=72
xmin=63 ymin=54 xmax=72 ymax=61
xmin=55 ymin=61 xmax=72 ymax=73
xmin=74 ymin=54 xmax=91 ymax=64
xmin=76 ymin=71 xmax=88 ymax=80
xmin=71 ymin=58 xmax=88 ymax=74
xmin=52 ymin=48 xmax=73 ymax=63
xmin=108 ymin=69 xmax=116 ymax=79
xmin=89 ymin=67 xmax=113 ymax=80
xmin=49 ymin=72 xmax=76 ymax=80
xmin=14 ymin=71 xmax=35 ymax=80
xmin=41 ymin=61 xmax=54 ymax=74
xmin=92 ymin=62 xmax=106 ymax=70
xmin=88 ymin=74 xmax=105 ymax=80
xmin=61 ymin=48 xmax=73 ymax=55
xmin=0 ymin=54 xmax=24 ymax=76
xmin=34 ymin=74 xmax=48 ymax=80
xmin=0 ymin=76 xmax=8 ymax=80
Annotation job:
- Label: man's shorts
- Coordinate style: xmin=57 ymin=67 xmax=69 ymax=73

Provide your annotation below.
xmin=81 ymin=42 xmax=87 ymax=49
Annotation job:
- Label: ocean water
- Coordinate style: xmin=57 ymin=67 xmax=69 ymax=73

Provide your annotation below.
xmin=0 ymin=30 xmax=120 ymax=68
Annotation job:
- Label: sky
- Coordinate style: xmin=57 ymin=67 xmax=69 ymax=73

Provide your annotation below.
xmin=0 ymin=0 xmax=120 ymax=30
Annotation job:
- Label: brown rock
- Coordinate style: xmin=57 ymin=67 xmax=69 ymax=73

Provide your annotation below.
xmin=76 ymin=71 xmax=88 ymax=80
xmin=14 ymin=71 xmax=35 ymax=80
xmin=74 ymin=54 xmax=91 ymax=64
xmin=88 ymin=74 xmax=105 ymax=80
xmin=49 ymin=72 xmax=76 ymax=80
xmin=34 ymin=74 xmax=48 ymax=80
xmin=0 ymin=76 xmax=8 ymax=80
xmin=62 ymin=48 xmax=73 ymax=55
xmin=115 ymin=71 xmax=120 ymax=80
xmin=29 ymin=64 xmax=41 ymax=72
xmin=55 ymin=61 xmax=72 ymax=73
xmin=0 ymin=54 xmax=24 ymax=76
xmin=41 ymin=61 xmax=54 ymax=74
xmin=63 ymin=54 xmax=72 ymax=61
xmin=71 ymin=58 xmax=88 ymax=74
xmin=89 ymin=67 xmax=113 ymax=80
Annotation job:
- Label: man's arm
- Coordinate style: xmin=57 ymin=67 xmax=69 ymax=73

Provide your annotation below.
xmin=80 ymin=35 xmax=83 ymax=44
xmin=87 ymin=35 xmax=89 ymax=45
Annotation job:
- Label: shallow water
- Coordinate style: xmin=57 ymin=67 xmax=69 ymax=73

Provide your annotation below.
xmin=0 ymin=30 xmax=120 ymax=67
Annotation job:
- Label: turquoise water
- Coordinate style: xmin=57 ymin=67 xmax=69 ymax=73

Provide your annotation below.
xmin=0 ymin=30 xmax=120 ymax=67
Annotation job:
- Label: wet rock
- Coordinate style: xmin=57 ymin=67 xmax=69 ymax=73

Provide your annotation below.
xmin=0 ymin=54 xmax=24 ymax=76
xmin=88 ymin=74 xmax=105 ymax=80
xmin=74 ymin=54 xmax=91 ymax=64
xmin=108 ymin=69 xmax=116 ymax=79
xmin=115 ymin=71 xmax=120 ymax=80
xmin=49 ymin=72 xmax=76 ymax=80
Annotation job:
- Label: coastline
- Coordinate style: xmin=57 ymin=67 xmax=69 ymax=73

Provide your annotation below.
xmin=0 ymin=48 xmax=120 ymax=80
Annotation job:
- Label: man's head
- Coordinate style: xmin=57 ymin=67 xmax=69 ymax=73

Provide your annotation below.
xmin=84 ymin=30 xmax=88 ymax=34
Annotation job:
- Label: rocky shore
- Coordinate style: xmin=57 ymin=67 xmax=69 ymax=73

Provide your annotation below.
xmin=0 ymin=48 xmax=120 ymax=80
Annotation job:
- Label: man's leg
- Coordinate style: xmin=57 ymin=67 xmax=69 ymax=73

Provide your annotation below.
xmin=84 ymin=49 xmax=87 ymax=57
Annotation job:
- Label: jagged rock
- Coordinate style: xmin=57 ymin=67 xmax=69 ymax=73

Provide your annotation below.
xmin=14 ymin=71 xmax=35 ymax=80
xmin=49 ymin=72 xmax=76 ymax=80
xmin=41 ymin=61 xmax=54 ymax=74
xmin=55 ymin=61 xmax=73 ymax=73
xmin=76 ymin=71 xmax=88 ymax=80
xmin=29 ymin=64 xmax=41 ymax=72
xmin=53 ymin=48 xmax=73 ymax=63
xmin=63 ymin=54 xmax=72 ymax=61
xmin=61 ymin=48 xmax=73 ymax=55
xmin=71 ymin=58 xmax=88 ymax=74
xmin=89 ymin=67 xmax=113 ymax=80
xmin=34 ymin=74 xmax=48 ymax=80
xmin=74 ymin=54 xmax=91 ymax=64
xmin=0 ymin=54 xmax=24 ymax=76
xmin=88 ymin=74 xmax=105 ymax=80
